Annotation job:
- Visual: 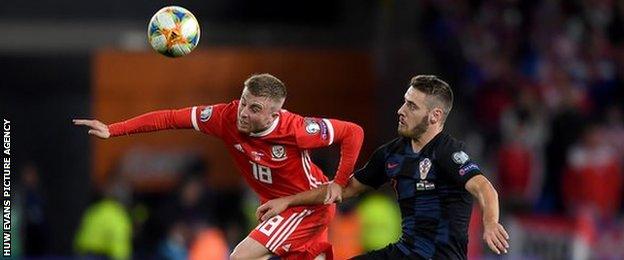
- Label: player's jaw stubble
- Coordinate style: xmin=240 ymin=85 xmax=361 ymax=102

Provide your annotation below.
xmin=398 ymin=115 xmax=429 ymax=141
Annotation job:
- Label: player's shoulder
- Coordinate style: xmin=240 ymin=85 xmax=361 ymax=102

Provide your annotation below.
xmin=374 ymin=136 xmax=408 ymax=156
xmin=278 ymin=110 xmax=325 ymax=131
xmin=195 ymin=100 xmax=238 ymax=127
xmin=275 ymin=109 xmax=300 ymax=130
xmin=435 ymin=132 xmax=464 ymax=151
xmin=198 ymin=100 xmax=238 ymax=112
xmin=430 ymin=132 xmax=469 ymax=161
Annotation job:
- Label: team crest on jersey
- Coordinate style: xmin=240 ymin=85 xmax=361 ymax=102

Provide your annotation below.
xmin=419 ymin=158 xmax=432 ymax=180
xmin=304 ymin=118 xmax=321 ymax=134
xmin=417 ymin=158 xmax=435 ymax=191
xmin=452 ymin=151 xmax=470 ymax=165
xmin=200 ymin=106 xmax=213 ymax=122
xmin=271 ymin=145 xmax=287 ymax=161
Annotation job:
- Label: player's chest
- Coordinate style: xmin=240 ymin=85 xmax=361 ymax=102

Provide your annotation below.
xmin=385 ymin=154 xmax=441 ymax=195
xmin=228 ymin=138 xmax=297 ymax=166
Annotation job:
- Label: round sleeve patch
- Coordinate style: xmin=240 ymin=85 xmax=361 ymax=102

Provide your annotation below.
xmin=200 ymin=106 xmax=213 ymax=122
xmin=452 ymin=151 xmax=470 ymax=165
xmin=304 ymin=118 xmax=321 ymax=134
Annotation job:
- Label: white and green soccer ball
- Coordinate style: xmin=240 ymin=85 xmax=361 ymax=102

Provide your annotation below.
xmin=147 ymin=6 xmax=200 ymax=57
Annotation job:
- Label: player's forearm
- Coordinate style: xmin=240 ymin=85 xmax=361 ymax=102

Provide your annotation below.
xmin=330 ymin=120 xmax=364 ymax=187
xmin=109 ymin=108 xmax=193 ymax=136
xmin=284 ymin=186 xmax=328 ymax=206
xmin=475 ymin=180 xmax=500 ymax=224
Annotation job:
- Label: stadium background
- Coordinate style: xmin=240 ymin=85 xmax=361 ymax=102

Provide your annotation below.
xmin=1 ymin=0 xmax=623 ymax=259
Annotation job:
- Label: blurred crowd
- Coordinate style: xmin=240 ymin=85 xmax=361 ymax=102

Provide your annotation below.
xmin=422 ymin=0 xmax=624 ymax=256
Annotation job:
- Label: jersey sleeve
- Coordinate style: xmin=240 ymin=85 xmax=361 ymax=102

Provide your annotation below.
xmin=108 ymin=108 xmax=195 ymax=136
xmin=294 ymin=116 xmax=365 ymax=187
xmin=353 ymin=146 xmax=389 ymax=189
xmin=294 ymin=117 xmax=335 ymax=148
xmin=190 ymin=103 xmax=231 ymax=138
xmin=434 ymin=139 xmax=482 ymax=186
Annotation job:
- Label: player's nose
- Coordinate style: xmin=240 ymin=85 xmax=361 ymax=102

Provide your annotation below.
xmin=397 ymin=104 xmax=405 ymax=116
xmin=238 ymin=109 xmax=249 ymax=119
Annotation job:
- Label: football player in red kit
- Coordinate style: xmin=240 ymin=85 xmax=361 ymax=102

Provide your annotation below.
xmin=74 ymin=74 xmax=364 ymax=260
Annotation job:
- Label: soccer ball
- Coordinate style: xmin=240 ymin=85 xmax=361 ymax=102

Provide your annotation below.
xmin=147 ymin=6 xmax=200 ymax=58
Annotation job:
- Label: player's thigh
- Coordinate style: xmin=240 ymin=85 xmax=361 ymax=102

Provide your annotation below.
xmin=230 ymin=236 xmax=273 ymax=260
xmin=250 ymin=205 xmax=334 ymax=257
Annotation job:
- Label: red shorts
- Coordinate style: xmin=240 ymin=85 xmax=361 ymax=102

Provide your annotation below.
xmin=250 ymin=204 xmax=336 ymax=259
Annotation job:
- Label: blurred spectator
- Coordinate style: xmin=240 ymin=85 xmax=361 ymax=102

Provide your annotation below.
xmin=152 ymin=174 xmax=214 ymax=259
xmin=498 ymin=88 xmax=547 ymax=211
xmin=19 ymin=163 xmax=47 ymax=256
xmin=74 ymin=174 xmax=132 ymax=260
xmin=188 ymin=226 xmax=229 ymax=260
xmin=562 ymin=123 xmax=622 ymax=221
xmin=603 ymin=105 xmax=624 ymax=159
xmin=157 ymin=221 xmax=189 ymax=260
xmin=356 ymin=193 xmax=401 ymax=252
xmin=543 ymin=86 xmax=586 ymax=212
xmin=329 ymin=209 xmax=362 ymax=260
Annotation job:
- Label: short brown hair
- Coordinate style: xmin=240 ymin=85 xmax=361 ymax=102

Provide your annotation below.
xmin=410 ymin=75 xmax=454 ymax=120
xmin=244 ymin=73 xmax=287 ymax=101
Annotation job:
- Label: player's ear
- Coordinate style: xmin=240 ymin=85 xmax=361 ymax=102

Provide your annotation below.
xmin=430 ymin=108 xmax=442 ymax=124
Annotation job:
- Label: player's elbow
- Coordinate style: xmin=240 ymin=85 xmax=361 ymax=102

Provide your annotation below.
xmin=479 ymin=177 xmax=499 ymax=202
xmin=351 ymin=123 xmax=364 ymax=139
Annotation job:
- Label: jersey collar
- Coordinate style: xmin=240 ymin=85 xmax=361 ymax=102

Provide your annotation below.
xmin=249 ymin=116 xmax=280 ymax=137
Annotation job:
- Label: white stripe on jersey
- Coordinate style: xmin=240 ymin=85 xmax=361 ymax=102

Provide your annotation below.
xmin=268 ymin=209 xmax=312 ymax=251
xmin=301 ymin=152 xmax=317 ymax=188
xmin=322 ymin=119 xmax=334 ymax=145
xmin=191 ymin=106 xmax=200 ymax=131
xmin=303 ymin=151 xmax=324 ymax=186
xmin=264 ymin=212 xmax=300 ymax=248
xmin=301 ymin=151 xmax=324 ymax=188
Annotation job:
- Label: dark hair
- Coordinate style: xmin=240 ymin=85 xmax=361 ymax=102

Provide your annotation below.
xmin=409 ymin=75 xmax=454 ymax=120
xmin=244 ymin=73 xmax=287 ymax=101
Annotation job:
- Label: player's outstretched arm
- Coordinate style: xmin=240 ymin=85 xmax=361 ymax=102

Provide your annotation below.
xmin=465 ymin=175 xmax=510 ymax=255
xmin=256 ymin=177 xmax=370 ymax=222
xmin=74 ymin=108 xmax=195 ymax=138
xmin=73 ymin=119 xmax=110 ymax=139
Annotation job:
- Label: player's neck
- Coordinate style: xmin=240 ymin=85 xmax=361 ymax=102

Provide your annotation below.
xmin=249 ymin=117 xmax=280 ymax=137
xmin=410 ymin=126 xmax=442 ymax=153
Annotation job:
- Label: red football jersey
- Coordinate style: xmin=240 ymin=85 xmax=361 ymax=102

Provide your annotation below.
xmin=190 ymin=100 xmax=338 ymax=202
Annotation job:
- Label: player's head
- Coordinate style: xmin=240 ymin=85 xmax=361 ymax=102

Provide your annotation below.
xmin=397 ymin=75 xmax=453 ymax=140
xmin=237 ymin=73 xmax=287 ymax=133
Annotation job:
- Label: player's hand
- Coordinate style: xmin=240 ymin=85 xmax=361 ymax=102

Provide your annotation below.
xmin=256 ymin=198 xmax=290 ymax=222
xmin=73 ymin=119 xmax=110 ymax=139
xmin=324 ymin=182 xmax=343 ymax=204
xmin=483 ymin=221 xmax=509 ymax=255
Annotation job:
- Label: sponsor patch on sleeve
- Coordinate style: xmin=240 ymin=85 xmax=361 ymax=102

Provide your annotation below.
xmin=458 ymin=163 xmax=480 ymax=176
